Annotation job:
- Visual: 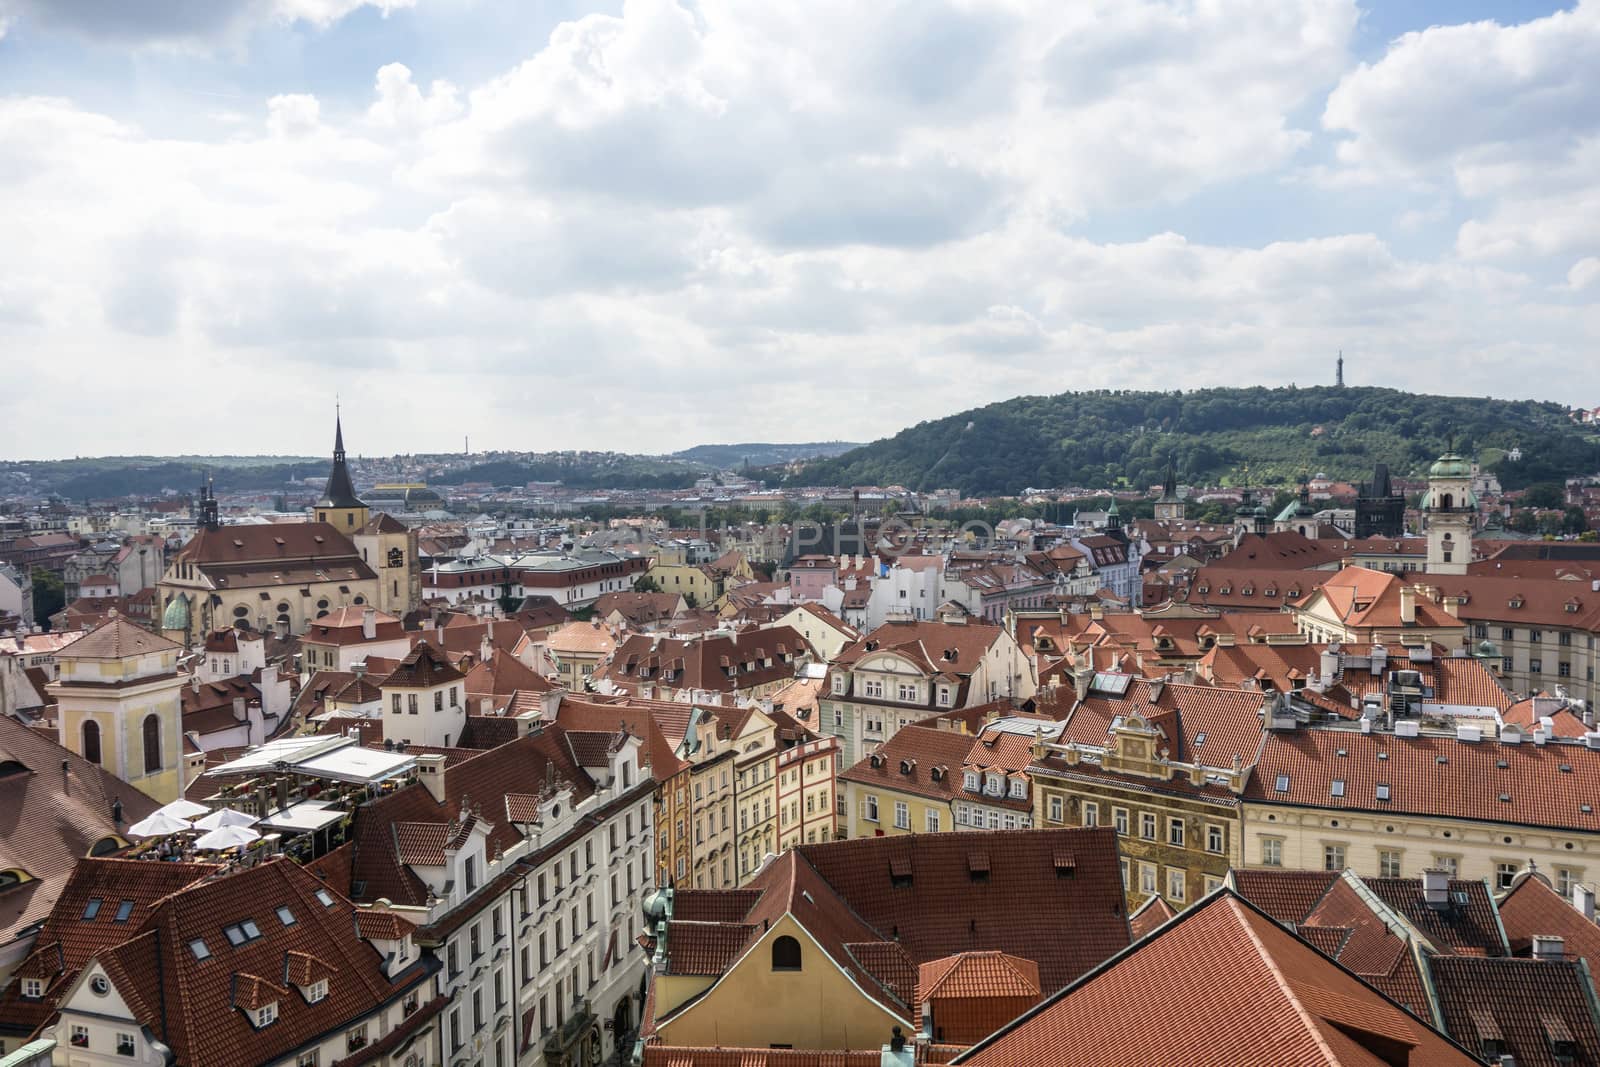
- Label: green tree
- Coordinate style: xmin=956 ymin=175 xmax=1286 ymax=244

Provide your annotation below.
xmin=1564 ymin=507 xmax=1591 ymax=535
xmin=633 ymin=574 xmax=662 ymax=593
xmin=30 ymin=568 xmax=64 ymax=629
xmin=1522 ymin=483 xmax=1566 ymax=509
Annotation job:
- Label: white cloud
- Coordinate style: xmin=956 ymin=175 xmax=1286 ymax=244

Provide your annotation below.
xmin=0 ymin=0 xmax=1597 ymax=458
xmin=0 ymin=0 xmax=413 ymax=48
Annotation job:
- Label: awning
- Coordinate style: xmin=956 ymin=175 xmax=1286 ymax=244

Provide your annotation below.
xmin=259 ymin=800 xmax=346 ymax=834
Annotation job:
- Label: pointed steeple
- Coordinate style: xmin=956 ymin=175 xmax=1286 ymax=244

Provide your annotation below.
xmin=1159 ymin=461 xmax=1178 ymax=503
xmin=316 ymin=406 xmax=365 ymax=511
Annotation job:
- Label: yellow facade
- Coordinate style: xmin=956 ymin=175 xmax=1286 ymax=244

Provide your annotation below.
xmin=647 ymin=562 xmax=717 ymax=608
xmin=653 ymin=915 xmax=906 ymax=1050
xmin=51 ymin=645 xmax=186 ymax=804
xmin=777 ymin=737 xmax=840 ymax=852
xmin=842 ymin=780 xmax=950 ymax=841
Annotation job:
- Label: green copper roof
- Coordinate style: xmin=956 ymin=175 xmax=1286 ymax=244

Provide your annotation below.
xmin=161 ymin=595 xmax=190 ymax=631
xmin=1428 ymin=452 xmax=1472 ymax=479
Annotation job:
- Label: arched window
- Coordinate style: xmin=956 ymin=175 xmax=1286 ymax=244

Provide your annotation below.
xmin=142 ymin=715 xmax=162 ymax=774
xmin=771 ymin=935 xmax=801 ymax=971
xmin=1441 ymin=493 xmax=1454 ymax=510
xmin=81 ymin=720 xmax=101 ymax=765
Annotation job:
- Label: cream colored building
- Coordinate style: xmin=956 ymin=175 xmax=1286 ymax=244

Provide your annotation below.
xmin=49 ymin=618 xmax=186 ymax=804
xmin=771 ymin=603 xmax=859 ymax=663
xmin=1243 ymin=721 xmax=1600 ymax=897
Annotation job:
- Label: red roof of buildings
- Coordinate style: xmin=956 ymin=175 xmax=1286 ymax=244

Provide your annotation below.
xmin=955 ymin=891 xmax=1480 ymax=1067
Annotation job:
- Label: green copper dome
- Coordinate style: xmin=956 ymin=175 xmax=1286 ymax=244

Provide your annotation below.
xmin=1429 ymin=452 xmax=1472 ymax=479
xmin=161 ymin=595 xmax=190 ymax=631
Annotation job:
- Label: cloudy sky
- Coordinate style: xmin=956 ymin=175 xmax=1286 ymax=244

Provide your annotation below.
xmin=1 ymin=0 xmax=1596 ymax=460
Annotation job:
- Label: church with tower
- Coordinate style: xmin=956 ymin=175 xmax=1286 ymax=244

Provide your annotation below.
xmin=156 ymin=411 xmax=418 ymax=643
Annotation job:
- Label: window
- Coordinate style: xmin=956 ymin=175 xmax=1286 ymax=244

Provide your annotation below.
xmin=963 ymin=771 xmax=979 ymax=791
xmin=1167 ymin=818 xmax=1185 ymax=847
xmin=896 ymin=683 xmax=917 ymax=703
xmin=771 ymin=935 xmax=802 ymax=971
xmin=1047 ymin=795 xmax=1064 ymax=823
xmin=1558 ymin=867 xmax=1581 ymax=897
xmin=434 ymin=690 xmax=444 ymax=712
xmin=1496 ymin=862 xmax=1519 ymax=891
xmin=1531 ymin=658 xmax=1543 ymax=674
xmin=926 ymin=810 xmax=941 ymax=833
xmin=71 ymin=1025 xmax=89 ymax=1049
xmin=1167 ymin=868 xmax=1186 ymax=902
xmin=1114 ymin=808 xmax=1129 ymax=834
xmin=1206 ymin=825 xmax=1224 ymax=854
xmin=297 ymin=1053 xmax=320 ymax=1067
xmin=1139 ymin=863 xmax=1157 ymax=895
xmin=1530 ymin=630 xmax=1543 ymax=643
xmin=1082 ymin=801 xmax=1099 ymax=828
xmin=276 ymin=905 xmax=296 ymax=926
xmin=116 ymin=1033 xmax=137 ymax=1057
xmin=1262 ymin=838 xmax=1283 ymax=867
xmin=392 ymin=694 xmax=402 ymax=714
xmin=306 ymin=978 xmax=328 ymax=1003
xmin=189 ymin=938 xmax=211 ymax=960
xmin=1140 ymin=813 xmax=1156 ymax=840
xmin=255 ymin=1001 xmax=278 ymax=1027
xmin=447 ymin=941 xmax=459 ymax=977
xmin=141 ymin=715 xmax=162 ymax=774
xmin=1434 ymin=855 xmax=1459 ymax=878
xmin=315 ymin=889 xmax=334 ymax=908
xmin=894 ymin=801 xmax=909 ymax=830
xmin=82 ymin=720 xmax=101 ymax=764
xmin=450 ymin=1009 xmax=462 ymax=1052
xmin=465 ymin=856 xmax=478 ymax=894
xmin=20 ymin=978 xmax=43 ymax=998
xmin=1273 ymin=773 xmax=1289 ymax=793
xmin=1379 ymin=850 xmax=1402 ymax=878
xmin=863 ymin=795 xmax=879 ymax=823
xmin=1324 ymin=844 xmax=1346 ymax=871
xmin=1330 ymin=779 xmax=1346 ymax=798
xmin=83 ymin=898 xmax=102 ymax=920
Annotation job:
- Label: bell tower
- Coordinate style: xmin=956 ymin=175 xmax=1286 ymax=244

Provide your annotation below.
xmin=314 ymin=406 xmax=370 ymax=532
xmin=1154 ymin=462 xmax=1185 ymax=523
xmin=1423 ymin=442 xmax=1475 ymax=575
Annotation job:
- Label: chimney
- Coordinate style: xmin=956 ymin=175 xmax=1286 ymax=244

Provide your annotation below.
xmin=362 ymin=607 xmax=376 ymax=641
xmin=191 ymin=674 xmax=201 ymax=693
xmin=1319 ymin=647 xmax=1341 ymax=686
xmin=1369 ymin=644 xmax=1387 ymax=677
xmin=110 ymin=796 xmax=123 ymax=827
xmin=232 ymin=696 xmax=247 ymax=722
xmin=1400 ymin=586 xmax=1416 ymax=625
xmin=1533 ymin=935 xmax=1566 ymax=961
xmin=1575 ymin=884 xmax=1596 ymax=922
xmin=61 ymin=758 xmax=70 ymax=795
xmin=1422 ymin=868 xmax=1450 ymax=910
xmin=415 ymin=753 xmax=448 ymax=803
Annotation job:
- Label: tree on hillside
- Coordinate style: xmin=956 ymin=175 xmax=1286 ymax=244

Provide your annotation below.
xmin=31 ymin=568 xmax=63 ymax=629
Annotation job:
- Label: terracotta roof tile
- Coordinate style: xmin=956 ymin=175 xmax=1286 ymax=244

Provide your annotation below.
xmin=1428 ymin=956 xmax=1600 ymax=1066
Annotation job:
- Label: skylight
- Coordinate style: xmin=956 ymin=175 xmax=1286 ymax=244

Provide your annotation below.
xmin=82 ymin=898 xmax=102 ymax=920
xmin=1376 ymin=784 xmax=1391 ymax=801
xmin=114 ymin=900 xmax=133 ymax=923
xmin=1274 ymin=774 xmax=1290 ymax=793
xmin=315 ymin=889 xmax=335 ymax=908
xmin=188 ymin=938 xmax=211 ymax=960
xmin=1330 ymin=780 xmax=1346 ymax=798
xmin=276 ymin=905 xmax=296 ymax=926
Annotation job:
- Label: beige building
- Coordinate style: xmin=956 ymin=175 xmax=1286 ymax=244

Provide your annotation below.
xmin=49 ymin=618 xmax=186 ymax=804
xmin=771 ymin=602 xmax=859 ymax=662
xmin=545 ymin=619 xmax=618 ymax=689
xmin=1292 ymin=565 xmax=1466 ymax=647
xmin=1243 ymin=720 xmax=1600 ymax=897
xmin=776 ymin=734 xmax=840 ymax=853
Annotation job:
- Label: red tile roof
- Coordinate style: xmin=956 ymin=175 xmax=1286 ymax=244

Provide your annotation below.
xmin=837 ymin=725 xmax=978 ymax=804
xmin=1246 ymin=728 xmax=1600 ymax=834
xmin=0 ymin=716 xmax=162 ymax=953
xmin=1427 ymin=956 xmax=1600 ymax=1066
xmin=1499 ymin=872 xmax=1600 ymax=971
xmin=1127 ymin=894 xmax=1176 ymax=940
xmin=55 ymin=616 xmax=179 ymax=659
xmin=382 ymin=640 xmax=465 ymax=688
xmin=956 ymin=891 xmax=1480 ymax=1067
xmin=92 ymin=859 xmax=430 ymax=1066
xmin=1227 ymin=869 xmax=1339 ymax=924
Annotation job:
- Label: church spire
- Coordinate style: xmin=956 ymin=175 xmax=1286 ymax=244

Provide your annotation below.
xmin=316 ymin=406 xmax=365 ymax=513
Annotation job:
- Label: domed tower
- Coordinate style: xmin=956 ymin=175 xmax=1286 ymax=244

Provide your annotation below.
xmin=1423 ymin=444 xmax=1475 ymax=575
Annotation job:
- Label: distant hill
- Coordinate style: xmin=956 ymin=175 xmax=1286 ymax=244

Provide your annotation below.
xmin=0 ymin=457 xmax=326 ymax=500
xmin=672 ymin=441 xmax=862 ymax=468
xmin=781 ymin=386 xmax=1600 ymax=497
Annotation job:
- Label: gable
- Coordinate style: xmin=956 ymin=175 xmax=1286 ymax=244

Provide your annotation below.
xmin=57 ymin=960 xmax=138 ymax=1023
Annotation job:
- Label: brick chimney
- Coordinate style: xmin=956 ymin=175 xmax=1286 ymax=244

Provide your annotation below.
xmin=362 ymin=607 xmax=376 ymax=641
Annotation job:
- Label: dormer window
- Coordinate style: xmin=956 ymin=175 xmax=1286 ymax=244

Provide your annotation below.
xmin=963 ymin=771 xmax=979 ymax=791
xmin=305 ymin=978 xmax=328 ymax=1004
xmin=20 ymin=978 xmax=43 ymax=998
xmin=254 ymin=1001 xmax=278 ymax=1028
xmin=1009 ymin=779 xmax=1026 ymax=799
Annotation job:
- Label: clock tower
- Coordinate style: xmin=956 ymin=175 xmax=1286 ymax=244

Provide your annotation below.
xmin=1423 ymin=445 xmax=1475 ymax=575
xmin=315 ymin=408 xmax=370 ymax=532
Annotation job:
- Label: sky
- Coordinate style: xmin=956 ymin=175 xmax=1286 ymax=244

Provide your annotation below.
xmin=0 ymin=0 xmax=1596 ymax=460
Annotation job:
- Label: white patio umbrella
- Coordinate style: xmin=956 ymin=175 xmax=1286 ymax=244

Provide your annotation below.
xmin=155 ymin=798 xmax=209 ymax=821
xmin=193 ymin=825 xmax=261 ymax=851
xmin=128 ymin=811 xmax=194 ymax=838
xmin=193 ymin=808 xmax=258 ymax=832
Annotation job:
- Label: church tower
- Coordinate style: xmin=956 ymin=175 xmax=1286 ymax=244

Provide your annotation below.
xmin=1423 ymin=445 xmax=1475 ymax=575
xmin=1154 ymin=462 xmax=1185 ymax=522
xmin=49 ymin=617 xmax=187 ymax=804
xmin=315 ymin=408 xmax=370 ymax=532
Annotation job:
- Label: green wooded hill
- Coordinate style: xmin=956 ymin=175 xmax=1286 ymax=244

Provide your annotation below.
xmin=783 ymin=386 xmax=1600 ymax=496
